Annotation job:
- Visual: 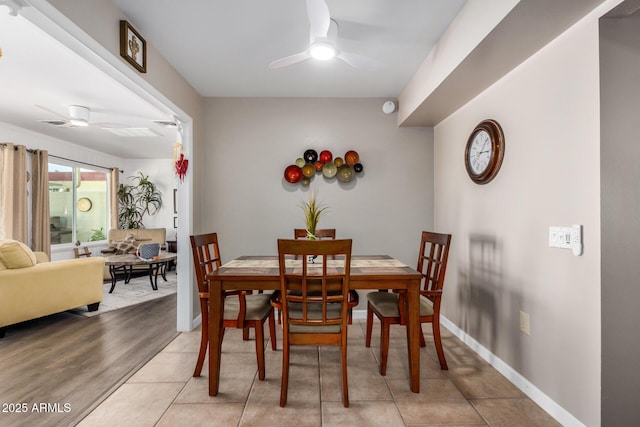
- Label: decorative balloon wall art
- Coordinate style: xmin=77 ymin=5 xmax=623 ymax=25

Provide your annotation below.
xmin=283 ymin=149 xmax=364 ymax=186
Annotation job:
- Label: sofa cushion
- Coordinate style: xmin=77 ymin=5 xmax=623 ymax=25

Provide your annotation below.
xmin=0 ymin=240 xmax=37 ymax=269
xmin=34 ymin=252 xmax=50 ymax=263
xmin=110 ymin=234 xmax=138 ymax=255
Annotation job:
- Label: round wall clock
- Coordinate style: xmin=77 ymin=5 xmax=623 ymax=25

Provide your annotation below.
xmin=464 ymin=119 xmax=505 ymax=184
xmin=78 ymin=197 xmax=92 ymax=212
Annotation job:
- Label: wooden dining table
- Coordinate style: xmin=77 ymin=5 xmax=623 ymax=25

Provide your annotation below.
xmin=206 ymin=255 xmax=424 ymax=396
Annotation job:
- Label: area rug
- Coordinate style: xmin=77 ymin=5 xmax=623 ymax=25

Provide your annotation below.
xmin=70 ymin=271 xmax=177 ymax=317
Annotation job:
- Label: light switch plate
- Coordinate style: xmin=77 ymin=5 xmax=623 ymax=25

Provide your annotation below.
xmin=549 ymin=225 xmax=583 ymax=256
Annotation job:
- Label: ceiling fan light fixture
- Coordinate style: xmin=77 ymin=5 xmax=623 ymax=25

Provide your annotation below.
xmin=69 ymin=105 xmax=90 ymax=127
xmin=309 ymin=42 xmax=336 ymax=60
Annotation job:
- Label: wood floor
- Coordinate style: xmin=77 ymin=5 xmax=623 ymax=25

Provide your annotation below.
xmin=0 ymin=294 xmax=178 ymax=427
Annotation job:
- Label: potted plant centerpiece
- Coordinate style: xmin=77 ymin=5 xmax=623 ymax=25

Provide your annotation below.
xmin=300 ymin=190 xmax=328 ymax=240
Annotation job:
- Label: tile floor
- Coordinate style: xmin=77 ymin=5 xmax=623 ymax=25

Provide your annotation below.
xmin=78 ymin=319 xmax=560 ymax=427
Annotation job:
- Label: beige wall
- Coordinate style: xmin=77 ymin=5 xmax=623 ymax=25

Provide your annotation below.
xmin=399 ymin=0 xmax=519 ymax=124
xmin=600 ymin=7 xmax=640 ymax=425
xmin=201 ymin=97 xmax=434 ymax=305
xmin=434 ymin=11 xmax=602 ymax=427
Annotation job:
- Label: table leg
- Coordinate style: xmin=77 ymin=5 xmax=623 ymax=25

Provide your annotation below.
xmin=148 ymin=264 xmax=158 ymax=290
xmin=108 ymin=265 xmax=118 ymax=293
xmin=161 ymin=261 xmax=168 ymax=281
xmin=125 ymin=266 xmax=133 ymax=284
xmin=209 ymin=279 xmax=224 ymax=396
xmin=406 ymin=279 xmax=421 ymax=393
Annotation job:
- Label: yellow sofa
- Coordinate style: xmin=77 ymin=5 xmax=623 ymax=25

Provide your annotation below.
xmin=0 ymin=240 xmax=104 ymax=338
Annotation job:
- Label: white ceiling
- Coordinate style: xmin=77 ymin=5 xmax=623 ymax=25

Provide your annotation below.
xmin=0 ymin=11 xmax=178 ymax=159
xmin=0 ymin=1 xmax=466 ymax=158
xmin=112 ymin=0 xmax=466 ymax=98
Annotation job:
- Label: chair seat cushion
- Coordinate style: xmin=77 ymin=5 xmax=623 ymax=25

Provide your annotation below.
xmin=288 ymin=302 xmax=343 ymax=334
xmin=224 ymin=293 xmax=273 ymax=321
xmin=367 ymin=291 xmax=434 ymax=318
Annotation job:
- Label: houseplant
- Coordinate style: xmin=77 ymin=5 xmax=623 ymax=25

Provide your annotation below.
xmin=300 ymin=190 xmax=328 ymax=240
xmin=117 ymin=172 xmax=163 ymax=229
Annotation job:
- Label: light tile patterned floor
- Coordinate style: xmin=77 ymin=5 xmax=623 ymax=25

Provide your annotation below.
xmin=78 ymin=319 xmax=560 ymax=427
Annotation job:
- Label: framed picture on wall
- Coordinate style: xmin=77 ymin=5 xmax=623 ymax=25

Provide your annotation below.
xmin=173 ymin=216 xmax=177 ymax=229
xmin=173 ymin=189 xmax=177 ymax=214
xmin=119 ymin=20 xmax=147 ymax=73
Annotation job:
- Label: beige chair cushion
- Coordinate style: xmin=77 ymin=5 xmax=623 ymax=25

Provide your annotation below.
xmin=224 ymin=293 xmax=273 ymax=321
xmin=0 ymin=240 xmax=37 ymax=269
xmin=367 ymin=291 xmax=435 ymax=317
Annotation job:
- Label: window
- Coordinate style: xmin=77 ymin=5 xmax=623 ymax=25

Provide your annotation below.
xmin=48 ymin=163 xmax=109 ymax=244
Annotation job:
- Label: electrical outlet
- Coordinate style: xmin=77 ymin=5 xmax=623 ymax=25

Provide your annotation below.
xmin=519 ymin=311 xmax=530 ymax=335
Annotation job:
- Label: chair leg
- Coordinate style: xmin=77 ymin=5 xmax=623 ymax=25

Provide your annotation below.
xmin=432 ymin=319 xmax=448 ymax=370
xmin=255 ymin=323 xmax=266 ymax=380
xmin=268 ymin=310 xmax=277 ymax=351
xmin=243 ymin=326 xmax=250 ymax=341
xmin=277 ymin=309 xmax=282 ymax=325
xmin=419 ymin=324 xmax=426 ymax=347
xmin=341 ymin=339 xmax=349 ymax=408
xmin=380 ymin=319 xmax=390 ymax=376
xmin=193 ymin=300 xmax=208 ymax=377
xmin=280 ymin=338 xmax=290 ymax=407
xmin=365 ymin=304 xmax=373 ymax=347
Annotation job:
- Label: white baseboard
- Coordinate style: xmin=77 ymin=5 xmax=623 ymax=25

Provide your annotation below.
xmin=352 ymin=308 xmax=367 ymax=320
xmin=192 ymin=313 xmax=202 ymax=330
xmin=353 ymin=309 xmax=584 ymax=426
xmin=439 ymin=316 xmax=586 ymax=427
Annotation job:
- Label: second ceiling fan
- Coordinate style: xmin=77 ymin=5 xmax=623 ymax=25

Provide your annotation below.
xmin=269 ymin=0 xmax=384 ymax=71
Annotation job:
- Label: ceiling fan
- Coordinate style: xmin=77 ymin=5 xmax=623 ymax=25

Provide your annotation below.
xmin=37 ymin=105 xmax=128 ymax=129
xmin=269 ymin=0 xmax=384 ymax=71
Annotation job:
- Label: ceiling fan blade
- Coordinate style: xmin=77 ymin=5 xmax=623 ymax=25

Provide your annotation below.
xmin=336 ymin=51 xmax=385 ymax=71
xmin=269 ymin=50 xmax=312 ymax=69
xmin=306 ymin=0 xmax=330 ymax=40
xmin=35 ymin=104 xmax=70 ymax=120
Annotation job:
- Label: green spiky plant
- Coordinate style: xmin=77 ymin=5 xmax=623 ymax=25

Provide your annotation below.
xmin=300 ymin=190 xmax=328 ymax=240
xmin=89 ymin=227 xmax=106 ymax=241
xmin=117 ymin=172 xmax=163 ymax=229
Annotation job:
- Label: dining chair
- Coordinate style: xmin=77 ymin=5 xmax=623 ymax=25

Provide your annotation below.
xmin=280 ymin=229 xmax=358 ymax=325
xmin=365 ymin=231 xmax=452 ymax=374
xmin=293 ymin=228 xmax=336 ymax=239
xmin=189 ymin=232 xmax=277 ymax=378
xmin=274 ymin=238 xmax=352 ymax=407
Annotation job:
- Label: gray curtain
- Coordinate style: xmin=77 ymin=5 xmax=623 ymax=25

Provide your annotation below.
xmin=31 ymin=149 xmax=50 ymax=257
xmin=0 ymin=143 xmax=28 ymax=242
xmin=110 ymin=168 xmax=120 ymax=230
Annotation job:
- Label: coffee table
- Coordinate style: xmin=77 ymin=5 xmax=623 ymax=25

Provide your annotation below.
xmin=104 ymin=252 xmax=177 ymax=293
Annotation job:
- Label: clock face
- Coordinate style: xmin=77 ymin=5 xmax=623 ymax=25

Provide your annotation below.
xmin=464 ymin=119 xmax=505 ymax=184
xmin=468 ymin=130 xmax=492 ymax=175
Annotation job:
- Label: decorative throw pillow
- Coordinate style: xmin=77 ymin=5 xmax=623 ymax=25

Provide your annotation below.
xmin=110 ymin=234 xmax=138 ymax=255
xmin=0 ymin=239 xmax=37 ymax=269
